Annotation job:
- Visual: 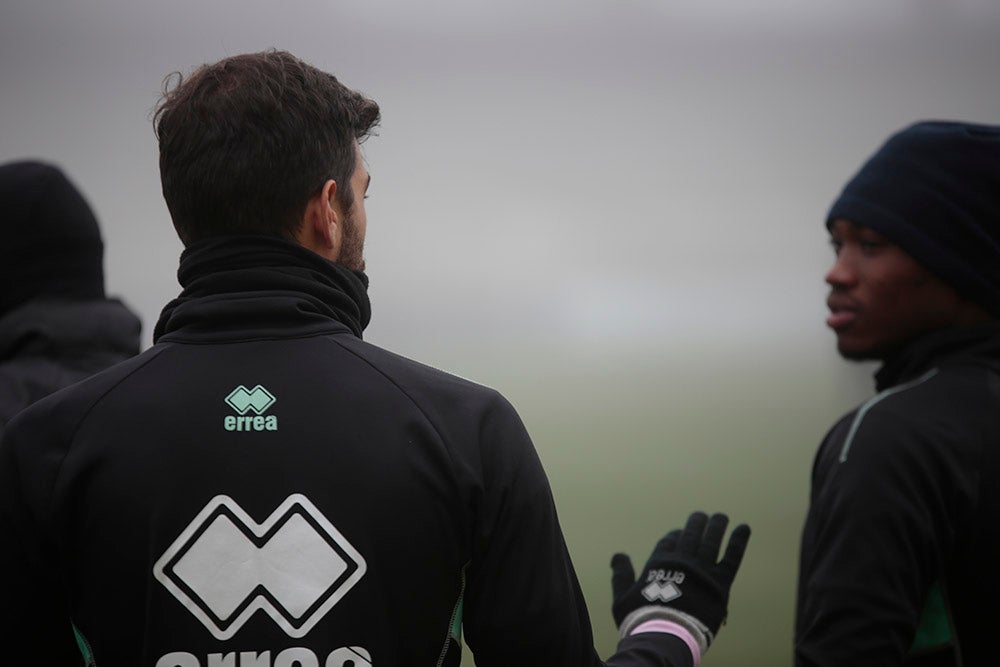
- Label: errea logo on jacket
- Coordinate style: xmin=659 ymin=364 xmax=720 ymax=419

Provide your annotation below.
xmin=224 ymin=385 xmax=278 ymax=431
xmin=153 ymin=494 xmax=367 ymax=640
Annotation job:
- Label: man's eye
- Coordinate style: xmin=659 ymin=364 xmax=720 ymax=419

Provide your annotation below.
xmin=829 ymin=239 xmax=843 ymax=254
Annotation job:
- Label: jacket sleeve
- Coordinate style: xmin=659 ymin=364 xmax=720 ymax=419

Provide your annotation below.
xmin=461 ymin=394 xmax=694 ymax=667
xmin=0 ymin=414 xmax=84 ymax=665
xmin=795 ymin=396 xmax=976 ymax=666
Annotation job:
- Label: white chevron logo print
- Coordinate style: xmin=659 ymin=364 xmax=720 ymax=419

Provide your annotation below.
xmin=642 ymin=580 xmax=682 ymax=604
xmin=225 ymin=385 xmax=276 ymax=415
xmin=153 ymin=494 xmax=366 ymax=640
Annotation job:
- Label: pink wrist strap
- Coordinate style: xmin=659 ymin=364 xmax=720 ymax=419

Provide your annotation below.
xmin=630 ymin=619 xmax=702 ymax=666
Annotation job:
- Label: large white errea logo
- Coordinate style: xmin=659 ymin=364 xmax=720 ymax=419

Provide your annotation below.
xmin=153 ymin=495 xmax=366 ymax=640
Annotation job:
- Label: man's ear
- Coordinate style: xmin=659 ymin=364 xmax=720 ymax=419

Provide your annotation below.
xmin=297 ymin=179 xmax=341 ymax=260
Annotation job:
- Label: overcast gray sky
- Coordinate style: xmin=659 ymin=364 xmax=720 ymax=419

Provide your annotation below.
xmin=3 ymin=1 xmax=997 ymax=363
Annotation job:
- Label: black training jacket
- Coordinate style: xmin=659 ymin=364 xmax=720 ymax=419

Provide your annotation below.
xmin=0 ymin=237 xmax=690 ymax=667
xmin=796 ymin=324 xmax=1000 ymax=667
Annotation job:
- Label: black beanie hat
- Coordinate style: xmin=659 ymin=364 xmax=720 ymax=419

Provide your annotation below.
xmin=826 ymin=121 xmax=1000 ymax=315
xmin=0 ymin=160 xmax=105 ymax=317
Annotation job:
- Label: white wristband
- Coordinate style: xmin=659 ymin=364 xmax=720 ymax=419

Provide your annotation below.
xmin=618 ymin=605 xmax=713 ymax=655
xmin=630 ymin=619 xmax=702 ymax=666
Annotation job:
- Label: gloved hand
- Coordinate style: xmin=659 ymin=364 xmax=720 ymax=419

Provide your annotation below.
xmin=610 ymin=512 xmax=750 ymax=650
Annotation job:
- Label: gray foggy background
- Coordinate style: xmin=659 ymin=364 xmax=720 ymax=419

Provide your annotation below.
xmin=2 ymin=1 xmax=999 ymax=664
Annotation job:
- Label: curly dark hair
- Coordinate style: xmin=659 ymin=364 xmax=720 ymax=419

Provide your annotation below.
xmin=154 ymin=50 xmax=380 ymax=245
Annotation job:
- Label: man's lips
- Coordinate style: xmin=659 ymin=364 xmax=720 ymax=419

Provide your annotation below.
xmin=826 ymin=298 xmax=858 ymax=330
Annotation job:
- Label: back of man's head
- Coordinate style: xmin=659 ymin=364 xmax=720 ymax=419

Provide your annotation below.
xmin=0 ymin=160 xmax=105 ymax=318
xmin=154 ymin=50 xmax=381 ymax=246
xmin=826 ymin=120 xmax=1000 ymax=315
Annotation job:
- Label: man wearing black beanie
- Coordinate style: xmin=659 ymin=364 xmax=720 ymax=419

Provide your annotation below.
xmin=796 ymin=121 xmax=1000 ymax=666
xmin=0 ymin=160 xmax=141 ymax=431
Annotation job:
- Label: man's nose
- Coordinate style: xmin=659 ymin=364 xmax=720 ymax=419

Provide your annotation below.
xmin=825 ymin=254 xmax=856 ymax=288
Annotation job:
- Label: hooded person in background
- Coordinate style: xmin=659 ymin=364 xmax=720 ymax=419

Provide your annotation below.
xmin=796 ymin=121 xmax=1000 ymax=666
xmin=0 ymin=160 xmax=141 ymax=431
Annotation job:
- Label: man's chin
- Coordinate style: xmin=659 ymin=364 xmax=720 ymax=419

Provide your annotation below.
xmin=838 ymin=348 xmax=878 ymax=362
xmin=835 ymin=336 xmax=880 ymax=361
xmin=837 ymin=338 xmax=897 ymax=362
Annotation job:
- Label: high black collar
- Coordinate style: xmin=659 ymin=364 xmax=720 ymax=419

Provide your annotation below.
xmin=153 ymin=236 xmax=371 ymax=344
xmin=874 ymin=323 xmax=1000 ymax=391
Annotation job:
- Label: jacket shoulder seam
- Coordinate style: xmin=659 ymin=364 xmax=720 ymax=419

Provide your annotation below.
xmin=46 ymin=346 xmax=172 ymax=518
xmin=839 ymin=367 xmax=940 ymax=463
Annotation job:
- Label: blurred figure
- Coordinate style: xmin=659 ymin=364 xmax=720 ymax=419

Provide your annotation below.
xmin=0 ymin=52 xmax=747 ymax=667
xmin=0 ymin=160 xmax=141 ymax=431
xmin=797 ymin=121 xmax=1000 ymax=666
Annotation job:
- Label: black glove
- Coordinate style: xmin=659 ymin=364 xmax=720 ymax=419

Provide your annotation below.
xmin=610 ymin=512 xmax=750 ymax=644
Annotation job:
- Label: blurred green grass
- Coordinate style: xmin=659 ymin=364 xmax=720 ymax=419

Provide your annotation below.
xmin=445 ymin=344 xmax=872 ymax=666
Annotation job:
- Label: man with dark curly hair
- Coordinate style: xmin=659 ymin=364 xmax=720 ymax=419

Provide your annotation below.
xmin=0 ymin=51 xmax=748 ymax=667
